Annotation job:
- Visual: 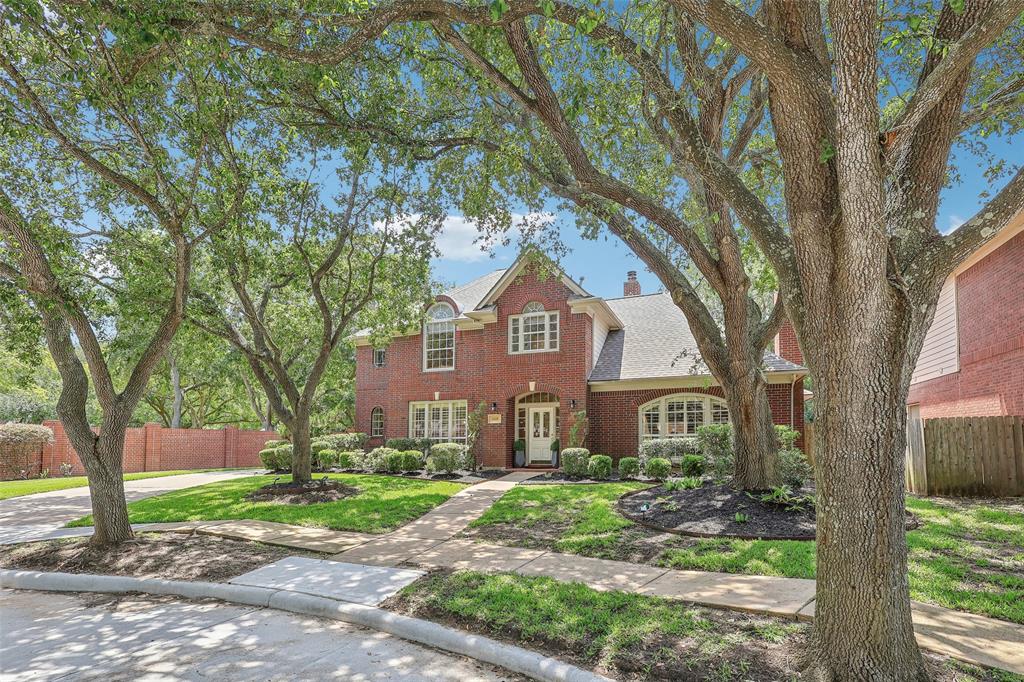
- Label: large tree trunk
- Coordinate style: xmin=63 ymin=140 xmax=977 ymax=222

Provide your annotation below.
xmin=724 ymin=371 xmax=780 ymax=491
xmin=802 ymin=308 xmax=927 ymax=679
xmin=63 ymin=413 xmax=135 ymax=547
xmin=290 ymin=409 xmax=312 ymax=483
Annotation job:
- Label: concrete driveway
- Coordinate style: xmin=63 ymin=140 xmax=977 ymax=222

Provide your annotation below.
xmin=0 ymin=589 xmax=520 ymax=681
xmin=0 ymin=469 xmax=260 ymax=543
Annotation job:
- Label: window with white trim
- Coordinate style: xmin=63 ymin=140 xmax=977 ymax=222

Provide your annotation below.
xmin=424 ymin=303 xmax=455 ymax=370
xmin=509 ymin=302 xmax=559 ymax=354
xmin=638 ymin=393 xmax=729 ymax=443
xmin=373 ymin=348 xmax=386 ymax=367
xmin=370 ymin=407 xmax=384 ymax=437
xmin=409 ymin=400 xmax=468 ymax=442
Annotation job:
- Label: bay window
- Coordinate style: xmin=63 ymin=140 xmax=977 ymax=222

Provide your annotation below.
xmin=638 ymin=393 xmax=730 ymax=444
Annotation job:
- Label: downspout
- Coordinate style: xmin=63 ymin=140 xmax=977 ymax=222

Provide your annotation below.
xmin=790 ymin=374 xmax=797 ymax=429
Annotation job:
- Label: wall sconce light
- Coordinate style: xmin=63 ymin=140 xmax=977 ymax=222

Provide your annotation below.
xmin=570 ymin=399 xmax=577 ymax=409
xmin=491 ymin=402 xmax=498 ymax=411
xmin=433 ymin=391 xmax=440 ymax=401
xmin=528 ymin=381 xmax=536 ymax=392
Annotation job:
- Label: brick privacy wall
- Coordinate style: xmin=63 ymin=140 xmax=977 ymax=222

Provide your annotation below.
xmin=37 ymin=420 xmax=277 ymax=476
xmin=356 ymin=265 xmax=591 ymax=468
xmin=588 ymin=381 xmax=804 ymax=461
xmin=908 ymin=230 xmax=1024 ymax=419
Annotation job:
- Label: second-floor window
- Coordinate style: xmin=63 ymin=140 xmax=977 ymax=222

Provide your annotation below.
xmin=373 ymin=348 xmax=386 ymax=367
xmin=424 ymin=302 xmax=455 ymax=370
xmin=509 ymin=301 xmax=559 ymax=354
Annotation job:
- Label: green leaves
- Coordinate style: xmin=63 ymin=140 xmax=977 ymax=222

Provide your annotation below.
xmin=489 ymin=0 xmax=509 ymax=22
xmin=819 ymin=139 xmax=836 ymax=164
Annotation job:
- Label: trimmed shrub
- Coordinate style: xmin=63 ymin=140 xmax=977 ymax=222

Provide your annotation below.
xmin=386 ymin=437 xmax=431 ymax=454
xmin=0 ymin=423 xmax=54 ymax=480
xmin=776 ymin=426 xmax=812 ymax=487
xmin=587 ymin=454 xmax=613 ymax=480
xmin=680 ymin=454 xmax=706 ymax=477
xmin=618 ymin=457 xmax=641 ymax=479
xmin=426 ymin=442 xmax=466 ymax=474
xmin=338 ymin=450 xmax=363 ymax=470
xmin=643 ymin=457 xmax=672 ymax=480
xmin=259 ymin=445 xmax=291 ymax=471
xmin=696 ymin=424 xmax=733 ymax=481
xmin=400 ymin=451 xmax=423 ymax=472
xmin=384 ymin=451 xmax=405 ymax=474
xmin=638 ymin=438 xmax=699 ymax=465
xmin=560 ymin=448 xmax=590 ymax=478
xmin=364 ymin=447 xmax=399 ymax=473
xmin=315 ymin=448 xmax=338 ymax=469
xmin=263 ymin=439 xmax=288 ymax=449
xmin=317 ymin=433 xmax=369 ymax=452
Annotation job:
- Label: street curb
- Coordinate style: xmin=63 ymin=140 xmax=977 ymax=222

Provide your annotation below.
xmin=0 ymin=569 xmax=610 ymax=682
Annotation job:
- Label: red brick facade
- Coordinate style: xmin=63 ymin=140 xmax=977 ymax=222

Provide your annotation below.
xmin=356 ymin=264 xmax=807 ymax=467
xmin=908 ymin=230 xmax=1024 ymax=419
xmin=37 ymin=420 xmax=277 ymax=476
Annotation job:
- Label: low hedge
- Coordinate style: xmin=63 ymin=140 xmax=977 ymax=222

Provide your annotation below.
xmin=639 ymin=438 xmax=699 ymax=463
xmin=364 ymin=447 xmax=399 ymax=473
xmin=587 ymin=454 xmax=613 ymax=480
xmin=316 ymin=433 xmax=369 ymax=452
xmin=338 ymin=450 xmax=363 ymax=469
xmin=680 ymin=454 xmax=706 ymax=477
xmin=384 ymin=450 xmax=406 ymax=474
xmin=315 ymin=448 xmax=339 ymax=469
xmin=618 ymin=456 xmax=640 ymax=479
xmin=560 ymin=448 xmax=590 ymax=478
xmin=643 ymin=457 xmax=672 ymax=480
xmin=386 ymin=437 xmax=432 ymax=454
xmin=399 ymin=451 xmax=423 ymax=472
xmin=259 ymin=445 xmax=292 ymax=471
xmin=427 ymin=442 xmax=466 ymax=474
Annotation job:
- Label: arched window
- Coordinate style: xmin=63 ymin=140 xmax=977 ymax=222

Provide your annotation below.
xmin=371 ymin=407 xmax=385 ymax=437
xmin=638 ymin=393 xmax=729 ymax=443
xmin=509 ymin=302 xmax=559 ymax=354
xmin=424 ymin=303 xmax=455 ymax=370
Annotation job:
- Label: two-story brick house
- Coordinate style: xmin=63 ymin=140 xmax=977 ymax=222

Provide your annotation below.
xmin=353 ymin=253 xmax=807 ymax=468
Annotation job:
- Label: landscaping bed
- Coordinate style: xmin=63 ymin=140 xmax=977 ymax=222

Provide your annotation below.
xmin=244 ymin=479 xmax=360 ymax=505
xmin=619 ymin=482 xmax=819 ymax=540
xmin=385 ymin=569 xmax=1015 ymax=682
xmin=518 ymin=471 xmax=651 ymax=485
xmin=67 ymin=473 xmax=466 ymax=534
xmin=0 ymin=532 xmax=315 ymax=582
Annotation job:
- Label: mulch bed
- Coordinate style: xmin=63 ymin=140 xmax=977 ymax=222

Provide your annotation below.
xmin=245 ymin=479 xmax=360 ymax=505
xmin=0 ymin=533 xmax=316 ymax=582
xmin=620 ymin=483 xmax=918 ymax=541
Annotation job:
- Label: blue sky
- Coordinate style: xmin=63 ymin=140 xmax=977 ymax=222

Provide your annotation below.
xmin=429 ymin=133 xmax=1021 ymax=300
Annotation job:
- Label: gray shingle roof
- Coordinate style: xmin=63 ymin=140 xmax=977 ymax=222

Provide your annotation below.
xmin=590 ymin=292 xmax=805 ymax=381
xmin=444 ymin=269 xmax=506 ymax=314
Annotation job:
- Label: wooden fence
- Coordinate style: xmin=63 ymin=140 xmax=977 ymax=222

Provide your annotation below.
xmin=905 ymin=416 xmax=1024 ymax=497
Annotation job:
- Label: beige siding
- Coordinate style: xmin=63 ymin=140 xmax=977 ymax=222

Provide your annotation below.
xmin=911 ymin=278 xmax=959 ymax=385
xmin=592 ymin=315 xmax=610 ymax=370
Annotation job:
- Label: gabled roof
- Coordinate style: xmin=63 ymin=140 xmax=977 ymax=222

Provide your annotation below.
xmin=590 ymin=292 xmax=805 ymax=382
xmin=443 ymin=269 xmax=507 ymax=315
xmin=476 ymin=250 xmax=591 ymax=308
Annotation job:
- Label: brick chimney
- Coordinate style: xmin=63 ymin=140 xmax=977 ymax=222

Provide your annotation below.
xmin=623 ymin=271 xmax=641 ymax=297
xmin=774 ymin=317 xmax=804 ymax=365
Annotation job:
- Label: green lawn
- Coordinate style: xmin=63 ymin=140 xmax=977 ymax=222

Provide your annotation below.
xmin=0 ymin=469 xmax=243 ymax=501
xmin=467 ymin=482 xmax=650 ymax=557
xmin=468 ymin=484 xmax=1024 ymax=624
xmin=68 ymin=473 xmax=466 ymax=534
xmin=390 ymin=570 xmax=1016 ymax=681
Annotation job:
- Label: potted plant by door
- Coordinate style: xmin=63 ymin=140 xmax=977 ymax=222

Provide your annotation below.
xmin=513 ymin=439 xmax=526 ymax=468
xmin=550 ymin=439 xmax=560 ymax=468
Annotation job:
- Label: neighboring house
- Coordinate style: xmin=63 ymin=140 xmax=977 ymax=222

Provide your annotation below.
xmin=907 ymin=210 xmax=1023 ymax=419
xmin=353 ymin=253 xmax=807 ymax=468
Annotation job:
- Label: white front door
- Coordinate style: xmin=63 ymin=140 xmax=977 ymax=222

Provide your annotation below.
xmin=527 ymin=407 xmax=555 ymax=463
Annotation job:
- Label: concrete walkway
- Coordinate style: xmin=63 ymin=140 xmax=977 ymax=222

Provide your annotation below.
xmin=0 ymin=588 xmax=520 ymax=681
xmin=0 ymin=469 xmax=261 ymax=543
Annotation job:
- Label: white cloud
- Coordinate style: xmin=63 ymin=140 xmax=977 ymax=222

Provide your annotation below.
xmin=434 ymin=213 xmax=554 ymax=263
xmin=946 ymin=214 xmax=965 ymax=234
